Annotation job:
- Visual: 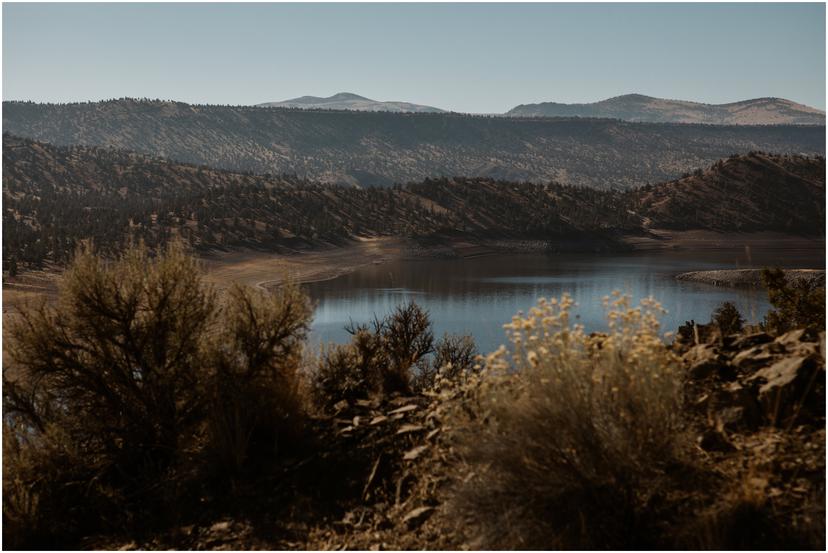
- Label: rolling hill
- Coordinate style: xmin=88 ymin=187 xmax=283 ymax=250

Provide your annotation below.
xmin=257 ymin=92 xmax=445 ymax=113
xmin=3 ymin=99 xmax=824 ymax=189
xmin=630 ymin=151 xmax=826 ymax=232
xmin=507 ymin=94 xmax=826 ymax=125
xmin=3 ymin=134 xmax=824 ymax=269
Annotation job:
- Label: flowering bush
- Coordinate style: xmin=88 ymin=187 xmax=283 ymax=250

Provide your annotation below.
xmin=445 ymin=292 xmax=688 ymax=549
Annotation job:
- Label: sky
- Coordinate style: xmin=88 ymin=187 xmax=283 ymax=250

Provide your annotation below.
xmin=3 ymin=2 xmax=825 ymax=112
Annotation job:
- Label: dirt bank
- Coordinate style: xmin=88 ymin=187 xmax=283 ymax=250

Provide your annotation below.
xmin=621 ymin=229 xmax=826 ymax=251
xmin=201 ymin=237 xmax=407 ymax=291
xmin=676 ymin=269 xmax=825 ymax=288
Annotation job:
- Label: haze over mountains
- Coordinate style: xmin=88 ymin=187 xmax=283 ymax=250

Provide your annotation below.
xmin=257 ymin=92 xmax=445 ymax=113
xmin=4 ymin=99 xmax=824 ymax=189
xmin=507 ymin=94 xmax=826 ymax=125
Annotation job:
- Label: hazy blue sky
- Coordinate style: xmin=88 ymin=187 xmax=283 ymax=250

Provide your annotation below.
xmin=3 ymin=2 xmax=825 ymax=112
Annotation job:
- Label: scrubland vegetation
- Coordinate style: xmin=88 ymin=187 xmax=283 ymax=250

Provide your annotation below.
xmin=4 ymin=99 xmax=823 ymax=190
xmin=3 ymin=245 xmax=825 ymax=549
xmin=4 ymin=134 xmax=825 ymax=271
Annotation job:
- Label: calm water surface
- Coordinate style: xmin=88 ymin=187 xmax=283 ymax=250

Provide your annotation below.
xmin=303 ymin=248 xmax=825 ymax=354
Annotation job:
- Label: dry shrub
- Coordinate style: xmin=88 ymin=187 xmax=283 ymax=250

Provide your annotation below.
xmin=2 ymin=420 xmax=126 ymax=549
xmin=314 ymin=330 xmax=382 ymax=408
xmin=380 ymin=302 xmax=434 ymax=393
xmin=413 ymin=333 xmax=478 ymax=391
xmin=444 ymin=292 xmax=688 ymax=549
xmin=312 ymin=302 xmax=435 ymax=408
xmin=205 ymin=283 xmax=312 ymax=475
xmin=4 ymin=243 xmax=215 ymax=482
xmin=2 ymin=242 xmax=313 ymax=547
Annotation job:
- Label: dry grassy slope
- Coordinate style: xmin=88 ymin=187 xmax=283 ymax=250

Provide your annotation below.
xmin=508 ymin=94 xmax=827 ymax=125
xmin=3 ymin=99 xmax=825 ymax=189
xmin=629 ymin=152 xmax=826 ymax=233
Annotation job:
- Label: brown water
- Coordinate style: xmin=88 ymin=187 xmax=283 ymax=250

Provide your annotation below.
xmin=303 ymin=247 xmax=825 ymax=354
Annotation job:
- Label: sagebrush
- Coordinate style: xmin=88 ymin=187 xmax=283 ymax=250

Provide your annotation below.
xmin=3 ymin=242 xmax=313 ymax=547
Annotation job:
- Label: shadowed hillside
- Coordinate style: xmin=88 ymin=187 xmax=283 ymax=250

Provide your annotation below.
xmin=3 ymin=99 xmax=824 ymax=189
xmin=3 ymin=135 xmax=825 ymax=270
xmin=508 ymin=93 xmax=827 ymax=125
xmin=629 ymin=152 xmax=826 ymax=233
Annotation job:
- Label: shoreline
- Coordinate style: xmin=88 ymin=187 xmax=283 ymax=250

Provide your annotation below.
xmin=200 ymin=230 xmax=824 ymax=291
xmin=676 ymin=268 xmax=826 ymax=288
xmin=4 ymin=231 xmax=824 ymax=313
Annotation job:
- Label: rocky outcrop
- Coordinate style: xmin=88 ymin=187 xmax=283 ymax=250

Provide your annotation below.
xmin=681 ymin=327 xmax=825 ymax=434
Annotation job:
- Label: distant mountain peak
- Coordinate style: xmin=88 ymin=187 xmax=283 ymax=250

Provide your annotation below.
xmin=257 ymin=92 xmax=444 ymax=113
xmin=328 ymin=92 xmax=370 ymax=100
xmin=507 ymin=94 xmax=825 ymax=125
xmin=607 ymin=93 xmax=655 ymax=102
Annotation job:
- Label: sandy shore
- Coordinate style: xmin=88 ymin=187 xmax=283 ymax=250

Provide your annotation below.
xmin=2 ymin=238 xmax=406 ymax=314
xmin=676 ymin=268 xmax=825 ymax=288
xmin=201 ymin=237 xmax=407 ymax=291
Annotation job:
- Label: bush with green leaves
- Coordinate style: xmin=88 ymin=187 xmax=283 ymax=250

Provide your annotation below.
xmin=711 ymin=301 xmax=745 ymax=335
xmin=761 ymin=268 xmax=825 ymax=334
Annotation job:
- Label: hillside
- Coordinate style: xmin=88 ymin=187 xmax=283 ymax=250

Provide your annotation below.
xmin=3 ymin=99 xmax=824 ymax=189
xmin=507 ymin=94 xmax=827 ymax=125
xmin=3 ymin=135 xmax=824 ymax=270
xmin=257 ymin=92 xmax=444 ymax=113
xmin=1 ymin=134 xmax=636 ymax=267
xmin=630 ymin=152 xmax=826 ymax=233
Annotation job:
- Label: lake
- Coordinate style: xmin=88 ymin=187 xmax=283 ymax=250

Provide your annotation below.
xmin=303 ymin=247 xmax=825 ymax=354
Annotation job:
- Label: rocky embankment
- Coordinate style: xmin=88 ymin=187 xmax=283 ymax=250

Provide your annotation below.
xmin=677 ymin=326 xmax=825 ymax=539
xmin=676 ymin=269 xmax=825 ymax=288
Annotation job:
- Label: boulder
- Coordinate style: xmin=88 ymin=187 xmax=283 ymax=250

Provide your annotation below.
xmin=774 ymin=329 xmax=821 ymax=358
xmin=747 ymin=355 xmax=824 ymax=425
xmin=732 ymin=345 xmax=775 ymax=371
xmin=684 ymin=344 xmax=728 ymax=380
xmin=731 ymin=332 xmax=773 ymax=350
xmin=774 ymin=329 xmax=808 ymax=347
xmin=713 ymin=381 xmax=762 ymax=430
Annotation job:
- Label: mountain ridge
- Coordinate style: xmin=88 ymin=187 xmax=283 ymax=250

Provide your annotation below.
xmin=257 ymin=92 xmax=445 ymax=113
xmin=4 ymin=99 xmax=824 ymax=190
xmin=507 ymin=93 xmax=826 ymax=125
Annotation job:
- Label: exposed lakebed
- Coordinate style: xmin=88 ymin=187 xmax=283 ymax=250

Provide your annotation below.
xmin=303 ymin=247 xmax=825 ymax=354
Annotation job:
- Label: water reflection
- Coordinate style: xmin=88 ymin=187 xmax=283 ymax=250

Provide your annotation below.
xmin=303 ymin=248 xmax=825 ymax=354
